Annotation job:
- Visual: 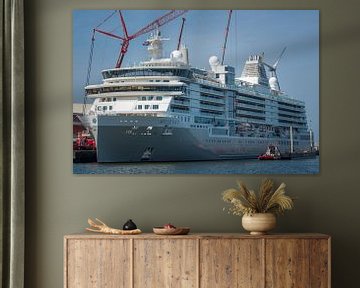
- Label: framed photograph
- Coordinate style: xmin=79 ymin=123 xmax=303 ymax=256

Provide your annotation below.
xmin=72 ymin=10 xmax=319 ymax=174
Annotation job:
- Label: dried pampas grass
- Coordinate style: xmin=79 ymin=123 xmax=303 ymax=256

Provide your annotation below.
xmin=222 ymin=179 xmax=294 ymax=216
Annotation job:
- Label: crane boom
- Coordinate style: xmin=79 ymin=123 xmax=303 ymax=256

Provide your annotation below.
xmin=177 ymin=17 xmax=186 ymax=50
xmin=273 ymin=47 xmax=287 ymax=69
xmin=221 ymin=10 xmax=233 ymax=65
xmin=94 ymin=29 xmax=125 ymax=41
xmin=131 ymin=10 xmax=188 ymax=40
xmin=118 ymin=10 xmax=129 ymax=39
xmin=93 ymin=10 xmax=188 ymax=68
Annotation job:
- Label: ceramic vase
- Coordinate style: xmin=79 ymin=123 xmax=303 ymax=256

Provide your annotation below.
xmin=242 ymin=213 xmax=276 ymax=235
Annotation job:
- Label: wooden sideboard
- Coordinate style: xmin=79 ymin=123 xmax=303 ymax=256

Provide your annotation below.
xmin=64 ymin=233 xmax=330 ymax=288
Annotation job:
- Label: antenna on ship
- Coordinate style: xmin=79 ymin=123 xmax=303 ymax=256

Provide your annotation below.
xmin=264 ymin=47 xmax=286 ymax=92
xmin=93 ymin=10 xmax=188 ymax=68
xmin=308 ymin=118 xmax=314 ymax=151
xmin=221 ymin=10 xmax=233 ymax=65
xmin=289 ymin=125 xmax=294 ymax=154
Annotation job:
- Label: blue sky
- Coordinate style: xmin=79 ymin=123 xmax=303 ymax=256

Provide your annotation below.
xmin=73 ymin=10 xmax=319 ymax=142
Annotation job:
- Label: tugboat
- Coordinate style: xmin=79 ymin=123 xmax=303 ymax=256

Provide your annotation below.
xmin=258 ymin=145 xmax=282 ymax=160
xmin=73 ymin=130 xmax=96 ymax=151
xmin=73 ymin=130 xmax=97 ymax=163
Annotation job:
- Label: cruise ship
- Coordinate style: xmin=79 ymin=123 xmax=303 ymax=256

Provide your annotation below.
xmin=81 ymin=30 xmax=314 ymax=163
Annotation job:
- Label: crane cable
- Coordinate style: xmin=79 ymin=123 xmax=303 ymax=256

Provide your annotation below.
xmin=83 ymin=29 xmax=96 ymax=114
xmin=235 ymin=11 xmax=239 ymax=72
xmin=96 ymin=10 xmax=117 ymax=28
xmin=83 ymin=11 xmax=117 ymax=114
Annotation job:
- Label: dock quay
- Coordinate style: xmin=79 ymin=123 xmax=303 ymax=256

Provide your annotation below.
xmin=73 ymin=150 xmax=97 ymax=163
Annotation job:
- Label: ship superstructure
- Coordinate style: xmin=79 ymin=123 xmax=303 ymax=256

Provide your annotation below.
xmin=81 ymin=28 xmax=313 ymax=163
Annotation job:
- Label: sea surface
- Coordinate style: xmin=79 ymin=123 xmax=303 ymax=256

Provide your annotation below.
xmin=73 ymin=156 xmax=319 ymax=175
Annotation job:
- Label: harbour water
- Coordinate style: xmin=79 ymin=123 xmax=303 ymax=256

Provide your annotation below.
xmin=73 ymin=156 xmax=319 ymax=175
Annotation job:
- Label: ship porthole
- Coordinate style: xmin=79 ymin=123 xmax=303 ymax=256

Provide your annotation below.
xmin=92 ymin=118 xmax=97 ymax=124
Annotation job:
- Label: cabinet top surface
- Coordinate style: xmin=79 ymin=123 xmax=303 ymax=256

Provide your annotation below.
xmin=64 ymin=232 xmax=330 ymax=240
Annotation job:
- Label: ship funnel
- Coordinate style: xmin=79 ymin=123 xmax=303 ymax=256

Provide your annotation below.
xmin=238 ymin=54 xmax=269 ymax=87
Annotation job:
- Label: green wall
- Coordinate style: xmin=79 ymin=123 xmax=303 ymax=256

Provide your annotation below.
xmin=25 ymin=0 xmax=360 ymax=287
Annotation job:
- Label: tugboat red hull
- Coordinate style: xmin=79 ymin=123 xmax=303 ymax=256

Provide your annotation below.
xmin=258 ymin=154 xmax=280 ymax=160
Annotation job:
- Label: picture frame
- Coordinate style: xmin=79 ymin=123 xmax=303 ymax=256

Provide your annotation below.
xmin=72 ymin=9 xmax=319 ymax=174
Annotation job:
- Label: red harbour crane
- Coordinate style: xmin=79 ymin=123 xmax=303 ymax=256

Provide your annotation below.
xmin=94 ymin=10 xmax=188 ymax=68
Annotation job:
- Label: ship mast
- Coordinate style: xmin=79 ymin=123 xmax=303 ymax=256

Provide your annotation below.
xmin=290 ymin=126 xmax=294 ymax=154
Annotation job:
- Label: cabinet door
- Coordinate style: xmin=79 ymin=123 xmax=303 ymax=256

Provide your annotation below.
xmin=309 ymin=239 xmax=330 ymax=288
xmin=266 ymin=239 xmax=313 ymax=288
xmin=200 ymin=239 xmax=264 ymax=288
xmin=133 ymin=239 xmax=198 ymax=288
xmin=65 ymin=239 xmax=131 ymax=288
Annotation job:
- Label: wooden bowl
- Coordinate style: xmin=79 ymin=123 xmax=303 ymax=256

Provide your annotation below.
xmin=153 ymin=227 xmax=190 ymax=235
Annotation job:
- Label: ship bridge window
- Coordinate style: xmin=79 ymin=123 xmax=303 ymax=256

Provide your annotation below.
xmin=153 ymin=105 xmax=159 ymax=110
xmin=139 ymin=96 xmax=164 ymax=101
xmin=145 ymin=105 xmax=150 ymax=110
xmin=94 ymin=86 xmax=183 ymax=94
xmin=137 ymin=105 xmax=142 ymax=110
xmin=102 ymin=68 xmax=193 ymax=79
xmin=85 ymin=88 xmax=100 ymax=95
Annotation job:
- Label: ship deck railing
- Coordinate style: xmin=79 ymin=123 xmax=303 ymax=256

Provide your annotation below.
xmin=172 ymin=100 xmax=190 ymax=106
xmin=235 ymin=103 xmax=265 ymax=111
xmin=199 ymin=103 xmax=226 ymax=112
xmin=200 ymin=95 xmax=226 ymax=104
xmin=278 ymin=114 xmax=306 ymax=122
xmin=278 ymin=109 xmax=306 ymax=117
xmin=236 ymin=110 xmax=266 ymax=117
xmin=278 ymin=103 xmax=305 ymax=112
xmin=170 ymin=108 xmax=190 ymax=114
